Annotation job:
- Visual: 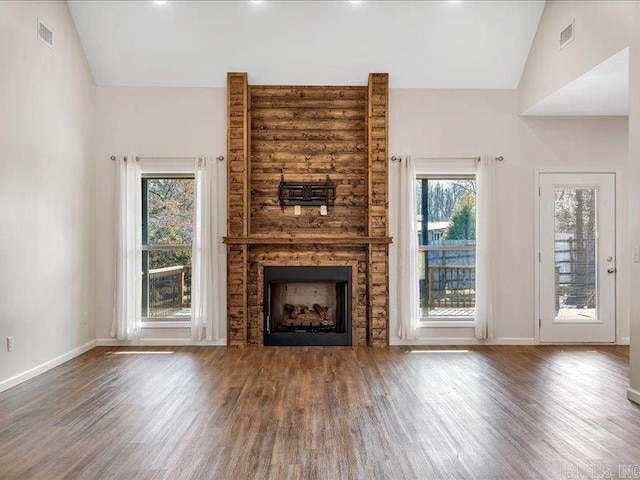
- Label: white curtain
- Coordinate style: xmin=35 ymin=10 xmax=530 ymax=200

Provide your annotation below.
xmin=191 ymin=156 xmax=221 ymax=341
xmin=111 ymin=156 xmax=142 ymax=340
xmin=397 ymin=156 xmax=420 ymax=339
xmin=475 ymin=155 xmax=497 ymax=339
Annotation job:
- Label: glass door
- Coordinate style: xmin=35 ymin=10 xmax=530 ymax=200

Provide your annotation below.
xmin=539 ymin=173 xmax=616 ymax=343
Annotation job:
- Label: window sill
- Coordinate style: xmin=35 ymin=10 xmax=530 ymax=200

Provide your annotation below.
xmin=140 ymin=321 xmax=191 ymax=329
xmin=420 ymin=320 xmax=475 ymax=328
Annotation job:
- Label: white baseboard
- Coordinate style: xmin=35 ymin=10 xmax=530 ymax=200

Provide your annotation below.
xmin=627 ymin=387 xmax=640 ymax=405
xmin=0 ymin=340 xmax=97 ymax=394
xmin=96 ymin=337 xmax=227 ymax=346
xmin=619 ymin=337 xmax=631 ymax=345
xmin=390 ymin=337 xmax=535 ymax=346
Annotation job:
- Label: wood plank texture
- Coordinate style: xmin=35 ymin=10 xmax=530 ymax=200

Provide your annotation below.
xmin=367 ymin=73 xmax=389 ymax=239
xmin=250 ymin=85 xmax=367 ymax=236
xmin=225 ymin=74 xmax=390 ymax=347
xmin=0 ymin=346 xmax=638 ymax=479
xmin=223 ymin=236 xmax=392 ymax=246
xmin=249 ymin=248 xmax=367 ymax=346
xmin=227 ymin=72 xmax=249 ymax=238
xmin=367 ymin=244 xmax=389 ymax=347
xmin=227 ymin=73 xmax=250 ymax=347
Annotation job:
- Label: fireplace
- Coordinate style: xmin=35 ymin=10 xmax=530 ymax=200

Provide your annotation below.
xmin=264 ymin=266 xmax=352 ymax=346
xmin=225 ymin=73 xmax=390 ymax=347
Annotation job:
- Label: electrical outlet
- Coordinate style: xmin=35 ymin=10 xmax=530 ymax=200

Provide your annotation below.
xmin=294 ymin=205 xmax=301 ymax=216
xmin=6 ymin=336 xmax=13 ymax=352
xmin=634 ymin=246 xmax=640 ymax=263
xmin=83 ymin=311 xmax=88 ymax=325
xmin=320 ymin=205 xmax=328 ymax=216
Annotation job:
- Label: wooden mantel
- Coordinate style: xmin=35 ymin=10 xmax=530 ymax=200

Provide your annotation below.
xmin=224 ymin=72 xmax=390 ymax=347
xmin=223 ymin=236 xmax=392 ymax=246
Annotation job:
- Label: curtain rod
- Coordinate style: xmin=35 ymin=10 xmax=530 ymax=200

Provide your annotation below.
xmin=136 ymin=156 xmax=196 ymax=162
xmin=390 ymin=156 xmax=504 ymax=162
xmin=110 ymin=155 xmax=225 ymax=162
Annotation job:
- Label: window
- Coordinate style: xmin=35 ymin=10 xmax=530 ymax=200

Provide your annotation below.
xmin=416 ymin=177 xmax=476 ymax=320
xmin=141 ymin=176 xmax=195 ymax=321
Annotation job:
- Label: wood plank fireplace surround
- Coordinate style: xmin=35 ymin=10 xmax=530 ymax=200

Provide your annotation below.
xmin=223 ymin=72 xmax=391 ymax=347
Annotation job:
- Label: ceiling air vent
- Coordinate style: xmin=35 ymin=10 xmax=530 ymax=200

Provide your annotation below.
xmin=37 ymin=18 xmax=53 ymax=49
xmin=559 ymin=20 xmax=574 ymax=50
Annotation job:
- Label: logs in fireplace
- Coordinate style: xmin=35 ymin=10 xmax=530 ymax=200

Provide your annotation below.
xmin=282 ymin=303 xmax=332 ymax=331
xmin=264 ymin=266 xmax=352 ymax=346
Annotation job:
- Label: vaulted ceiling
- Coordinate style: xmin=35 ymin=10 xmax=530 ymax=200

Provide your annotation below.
xmin=67 ymin=0 xmax=545 ymax=88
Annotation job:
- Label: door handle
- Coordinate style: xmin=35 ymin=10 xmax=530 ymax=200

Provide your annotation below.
xmin=607 ymin=268 xmax=617 ymax=274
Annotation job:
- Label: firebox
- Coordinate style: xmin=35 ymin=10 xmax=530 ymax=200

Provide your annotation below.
xmin=264 ymin=266 xmax=352 ymax=346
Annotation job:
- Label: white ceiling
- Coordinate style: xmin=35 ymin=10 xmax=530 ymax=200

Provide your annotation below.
xmin=521 ymin=48 xmax=629 ymax=116
xmin=67 ymin=0 xmax=545 ymax=88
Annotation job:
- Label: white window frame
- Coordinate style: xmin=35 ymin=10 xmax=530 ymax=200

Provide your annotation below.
xmin=415 ymin=158 xmax=477 ymax=328
xmin=139 ymin=160 xmax=195 ymax=329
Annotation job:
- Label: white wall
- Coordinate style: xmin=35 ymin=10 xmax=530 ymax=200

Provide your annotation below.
xmin=95 ymin=87 xmax=227 ymax=343
xmin=94 ymin=86 xmax=630 ymax=347
xmin=518 ymin=1 xmax=637 ymax=114
xmin=0 ymin=1 xmax=96 ymax=389
xmin=515 ymin=0 xmax=640 ymax=405
xmin=627 ymin=30 xmax=640 ymax=401
xmin=389 ymin=89 xmax=630 ymax=344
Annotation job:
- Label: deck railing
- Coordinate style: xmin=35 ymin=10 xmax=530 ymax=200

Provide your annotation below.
xmin=146 ymin=265 xmax=191 ymax=317
xmin=425 ymin=265 xmax=476 ymax=310
xmin=554 ymin=238 xmax=596 ymax=309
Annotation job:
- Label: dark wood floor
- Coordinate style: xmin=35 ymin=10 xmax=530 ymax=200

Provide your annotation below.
xmin=0 ymin=346 xmax=639 ymax=479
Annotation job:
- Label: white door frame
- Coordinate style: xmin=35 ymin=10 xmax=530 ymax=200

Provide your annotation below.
xmin=534 ymin=169 xmax=622 ymax=345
